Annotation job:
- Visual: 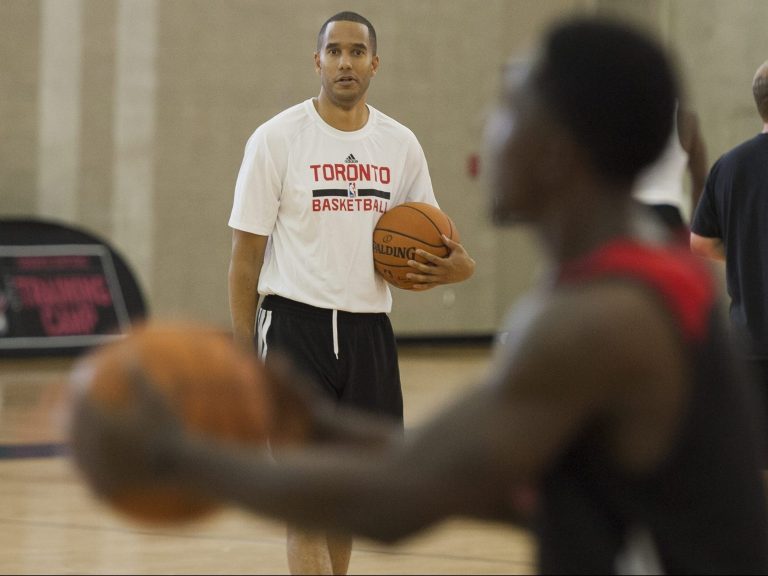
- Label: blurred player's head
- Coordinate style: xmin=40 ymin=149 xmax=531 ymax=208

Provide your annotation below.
xmin=752 ymin=61 xmax=768 ymax=123
xmin=488 ymin=18 xmax=678 ymax=224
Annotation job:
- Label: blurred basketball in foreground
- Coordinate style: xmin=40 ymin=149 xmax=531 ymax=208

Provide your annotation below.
xmin=68 ymin=322 xmax=271 ymax=524
xmin=373 ymin=202 xmax=460 ymax=290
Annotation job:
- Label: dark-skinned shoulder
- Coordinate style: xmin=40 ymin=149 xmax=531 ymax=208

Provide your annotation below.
xmin=485 ymin=278 xmax=688 ymax=481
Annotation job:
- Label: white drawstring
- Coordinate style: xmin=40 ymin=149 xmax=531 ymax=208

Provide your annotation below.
xmin=332 ymin=309 xmax=339 ymax=359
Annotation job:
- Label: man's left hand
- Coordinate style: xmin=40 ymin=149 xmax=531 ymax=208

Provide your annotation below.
xmin=405 ymin=235 xmax=476 ymax=290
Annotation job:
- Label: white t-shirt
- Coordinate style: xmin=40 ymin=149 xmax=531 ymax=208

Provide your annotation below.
xmin=229 ymin=99 xmax=437 ymax=313
xmin=633 ymin=112 xmax=689 ymax=213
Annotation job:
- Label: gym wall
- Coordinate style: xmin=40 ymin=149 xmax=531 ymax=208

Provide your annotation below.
xmin=2 ymin=0 xmax=766 ymax=337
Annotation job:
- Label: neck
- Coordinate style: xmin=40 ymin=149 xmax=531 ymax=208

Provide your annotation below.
xmin=762 ymin=122 xmax=768 ymax=134
xmin=538 ymin=186 xmax=636 ymax=264
xmin=314 ymin=92 xmax=369 ymax=131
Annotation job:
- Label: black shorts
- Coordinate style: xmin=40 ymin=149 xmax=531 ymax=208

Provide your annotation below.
xmin=256 ymin=295 xmax=403 ymax=422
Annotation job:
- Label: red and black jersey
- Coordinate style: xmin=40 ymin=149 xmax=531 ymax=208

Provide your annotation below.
xmin=537 ymin=240 xmax=768 ymax=574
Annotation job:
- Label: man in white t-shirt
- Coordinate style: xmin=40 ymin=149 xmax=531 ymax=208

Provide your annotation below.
xmin=227 ymin=11 xmax=475 ymax=575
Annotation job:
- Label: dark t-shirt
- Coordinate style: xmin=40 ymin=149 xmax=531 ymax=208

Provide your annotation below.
xmin=691 ymin=133 xmax=768 ymax=357
xmin=539 ymin=241 xmax=768 ymax=574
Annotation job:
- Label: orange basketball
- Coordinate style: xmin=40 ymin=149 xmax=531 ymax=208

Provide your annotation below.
xmin=68 ymin=322 xmax=271 ymax=524
xmin=373 ymin=202 xmax=460 ymax=290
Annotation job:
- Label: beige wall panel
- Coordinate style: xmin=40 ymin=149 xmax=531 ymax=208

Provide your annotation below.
xmin=111 ymin=0 xmax=158 ymax=300
xmin=36 ymin=0 xmax=82 ymax=222
xmin=79 ymin=0 xmax=117 ymax=238
xmin=0 ymin=1 xmax=39 ymax=216
xmin=668 ymin=0 xmax=768 ymax=162
xmin=4 ymin=0 xmax=767 ymax=336
xmin=151 ymin=0 xmax=321 ymax=323
xmin=594 ymin=0 xmax=662 ymax=32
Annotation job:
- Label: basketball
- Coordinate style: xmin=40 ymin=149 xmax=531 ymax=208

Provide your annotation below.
xmin=373 ymin=202 xmax=460 ymax=290
xmin=68 ymin=322 xmax=271 ymax=524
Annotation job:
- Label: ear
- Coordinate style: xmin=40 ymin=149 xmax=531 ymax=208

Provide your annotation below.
xmin=548 ymin=131 xmax=594 ymax=190
xmin=370 ymin=54 xmax=380 ymax=77
xmin=314 ymin=52 xmax=321 ymax=75
xmin=533 ymin=126 xmax=580 ymax=193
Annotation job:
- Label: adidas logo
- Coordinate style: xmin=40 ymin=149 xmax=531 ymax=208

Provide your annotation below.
xmin=345 ymin=154 xmax=358 ymax=164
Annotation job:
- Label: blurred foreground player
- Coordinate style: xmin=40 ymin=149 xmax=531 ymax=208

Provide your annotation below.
xmin=79 ymin=18 xmax=768 ymax=574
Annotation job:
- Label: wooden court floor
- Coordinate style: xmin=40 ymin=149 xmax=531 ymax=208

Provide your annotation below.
xmin=0 ymin=345 xmax=535 ymax=575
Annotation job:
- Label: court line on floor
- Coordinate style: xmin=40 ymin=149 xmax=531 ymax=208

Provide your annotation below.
xmin=0 ymin=443 xmax=68 ymax=459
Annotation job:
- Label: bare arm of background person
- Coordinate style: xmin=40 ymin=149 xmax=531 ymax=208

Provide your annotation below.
xmin=690 ymin=232 xmax=725 ymax=262
xmin=228 ymin=230 xmax=269 ymax=352
xmin=678 ymin=108 xmax=709 ymax=214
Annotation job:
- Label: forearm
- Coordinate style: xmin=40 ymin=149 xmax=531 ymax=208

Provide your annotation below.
xmin=689 ymin=176 xmax=706 ymax=214
xmin=681 ymin=110 xmax=708 ymax=213
xmin=228 ymin=231 xmax=268 ymax=350
xmin=228 ymin=259 xmax=261 ymax=349
xmin=312 ymin=403 xmax=403 ymax=447
xmin=690 ymin=233 xmax=725 ymax=262
xmin=175 ymin=438 xmax=448 ymax=543
xmin=689 ymin=169 xmax=707 ymax=216
xmin=183 ymin=385 xmax=526 ymax=537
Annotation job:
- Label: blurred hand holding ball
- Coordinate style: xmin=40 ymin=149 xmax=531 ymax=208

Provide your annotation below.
xmin=68 ymin=322 xmax=271 ymax=524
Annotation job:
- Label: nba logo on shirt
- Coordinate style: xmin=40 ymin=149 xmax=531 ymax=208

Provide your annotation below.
xmin=348 ymin=182 xmax=357 ymax=197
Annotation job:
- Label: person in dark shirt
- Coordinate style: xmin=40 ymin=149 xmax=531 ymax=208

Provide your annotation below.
xmin=74 ymin=18 xmax=768 ymax=574
xmin=691 ymin=59 xmax=768 ymax=455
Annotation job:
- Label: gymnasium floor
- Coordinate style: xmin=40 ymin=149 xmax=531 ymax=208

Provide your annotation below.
xmin=0 ymin=345 xmax=535 ymax=575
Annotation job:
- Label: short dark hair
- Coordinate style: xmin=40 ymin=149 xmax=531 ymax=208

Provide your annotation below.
xmin=753 ymin=66 xmax=768 ymax=122
xmin=533 ymin=18 xmax=678 ymax=185
xmin=317 ymin=12 xmax=377 ymax=55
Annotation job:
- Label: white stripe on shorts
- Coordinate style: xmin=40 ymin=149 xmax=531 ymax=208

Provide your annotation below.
xmin=256 ymin=308 xmax=272 ymax=362
xmin=332 ymin=309 xmax=339 ymax=360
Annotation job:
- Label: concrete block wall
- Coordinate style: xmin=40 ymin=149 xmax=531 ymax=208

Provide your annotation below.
xmin=2 ymin=0 xmax=766 ymax=336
